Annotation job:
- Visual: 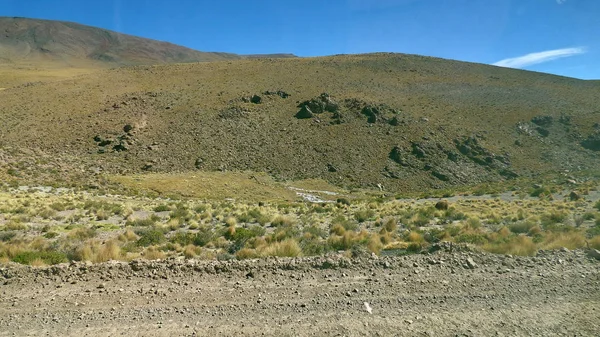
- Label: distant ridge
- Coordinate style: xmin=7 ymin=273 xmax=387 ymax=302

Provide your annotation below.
xmin=0 ymin=17 xmax=296 ymax=66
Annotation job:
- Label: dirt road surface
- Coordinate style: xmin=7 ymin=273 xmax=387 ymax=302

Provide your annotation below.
xmin=1 ymin=249 xmax=598 ymax=336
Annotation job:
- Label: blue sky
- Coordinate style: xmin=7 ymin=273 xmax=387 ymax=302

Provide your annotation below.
xmin=3 ymin=0 xmax=598 ymax=79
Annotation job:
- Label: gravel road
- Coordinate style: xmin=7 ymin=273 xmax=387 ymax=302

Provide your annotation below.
xmin=1 ymin=248 xmax=598 ymax=336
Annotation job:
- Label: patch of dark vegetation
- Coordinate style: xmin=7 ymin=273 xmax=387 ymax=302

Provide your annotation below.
xmin=581 ymin=132 xmax=600 ymax=151
xmin=531 ymin=115 xmax=553 ymax=127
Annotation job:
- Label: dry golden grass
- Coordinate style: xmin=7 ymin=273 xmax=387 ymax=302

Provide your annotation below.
xmin=367 ymin=235 xmax=383 ymax=254
xmin=143 ymin=247 xmax=166 ymax=260
xmin=406 ymin=231 xmax=424 ymax=243
xmin=118 ymin=230 xmax=139 ymax=242
xmin=0 ymin=63 xmax=100 ymax=87
xmin=111 ymin=172 xmax=298 ymax=202
xmin=538 ymin=232 xmax=586 ymax=251
xmin=482 ymin=235 xmax=537 ymax=256
xmin=261 ymin=239 xmax=302 ymax=257
xmin=588 ymin=236 xmax=600 ymax=250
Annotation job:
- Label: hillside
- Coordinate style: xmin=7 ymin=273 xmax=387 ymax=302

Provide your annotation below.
xmin=0 ymin=17 xmax=242 ymax=66
xmin=0 ymin=53 xmax=599 ymax=192
xmin=0 ymin=17 xmax=296 ymax=88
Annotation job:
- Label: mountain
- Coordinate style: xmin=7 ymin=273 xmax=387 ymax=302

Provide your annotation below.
xmin=1 ymin=52 xmax=599 ymax=192
xmin=0 ymin=17 xmax=297 ymax=67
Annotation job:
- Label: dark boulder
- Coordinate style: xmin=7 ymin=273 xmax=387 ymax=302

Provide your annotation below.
xmin=297 ymin=93 xmax=339 ymax=115
xmin=361 ymin=106 xmax=380 ymax=123
xmin=250 ymin=95 xmax=262 ymax=104
xmin=264 ymin=90 xmax=290 ymax=99
xmin=295 ymin=105 xmax=314 ymax=119
xmin=389 ymin=146 xmax=409 ymax=166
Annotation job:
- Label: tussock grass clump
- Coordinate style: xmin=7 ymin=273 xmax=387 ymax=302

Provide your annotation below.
xmin=154 ymin=204 xmax=171 ymax=212
xmin=0 ymin=231 xmax=18 ymax=242
xmin=328 ymin=230 xmax=369 ymax=251
xmin=538 ymin=231 xmax=586 ymax=250
xmin=589 ymin=236 xmax=600 ymax=250
xmin=271 ymin=215 xmax=295 ymax=227
xmin=143 ymin=246 xmax=166 ymax=260
xmin=508 ymin=220 xmax=537 ymax=234
xmin=68 ymin=227 xmax=97 ymax=240
xmin=383 ymin=218 xmax=398 ymax=232
xmin=118 ymin=230 xmax=138 ymax=242
xmin=483 ymin=235 xmax=537 ymax=256
xmin=354 ymin=209 xmax=375 ymax=223
xmin=78 ymin=240 xmax=122 ymax=263
xmin=126 ymin=217 xmax=157 ymax=227
xmin=83 ymin=200 xmax=123 ymax=216
xmin=5 ymin=220 xmax=28 ymax=231
xmin=262 ymin=239 xmax=302 ymax=257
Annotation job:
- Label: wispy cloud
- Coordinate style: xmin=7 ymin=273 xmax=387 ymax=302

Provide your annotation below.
xmin=556 ymin=0 xmax=567 ymax=4
xmin=493 ymin=47 xmax=587 ymax=69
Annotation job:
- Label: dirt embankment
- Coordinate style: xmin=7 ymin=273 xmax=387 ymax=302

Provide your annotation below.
xmin=0 ymin=249 xmax=598 ymax=336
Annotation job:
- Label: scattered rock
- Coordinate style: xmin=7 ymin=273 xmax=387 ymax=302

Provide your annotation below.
xmin=194 ymin=158 xmax=204 ymax=169
xmin=123 ymin=124 xmax=134 ymax=133
xmin=297 ymin=93 xmax=338 ymax=115
xmin=364 ymin=302 xmax=373 ymax=314
xmin=327 ymin=163 xmax=338 ymax=172
xmin=250 ymin=95 xmax=262 ymax=104
xmin=569 ymin=191 xmax=581 ymax=201
xmin=295 ymin=105 xmax=314 ymax=119
xmin=466 ymin=258 xmax=477 ymax=269
xmin=263 ymin=90 xmax=290 ymax=98
xmin=587 ymin=249 xmax=600 ymax=260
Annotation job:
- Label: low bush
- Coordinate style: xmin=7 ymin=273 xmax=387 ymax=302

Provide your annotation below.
xmin=12 ymin=251 xmax=67 ymax=265
xmin=136 ymin=228 xmax=165 ymax=247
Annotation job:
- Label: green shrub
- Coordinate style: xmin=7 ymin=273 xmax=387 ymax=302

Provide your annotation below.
xmin=540 ymin=211 xmax=568 ymax=228
xmin=194 ymin=205 xmax=208 ymax=213
xmin=509 ymin=221 xmax=537 ymax=234
xmin=154 ymin=204 xmax=171 ymax=212
xmin=193 ymin=228 xmax=214 ymax=247
xmin=136 ymin=228 xmax=166 ymax=247
xmin=43 ymin=232 xmax=59 ymax=239
xmin=300 ymin=237 xmax=330 ymax=256
xmin=303 ymin=225 xmax=328 ymax=238
xmin=12 ymin=251 xmax=67 ymax=265
xmin=170 ymin=205 xmax=191 ymax=222
xmin=83 ymin=200 xmax=123 ymax=215
xmin=354 ymin=209 xmax=375 ymax=223
xmin=530 ymin=186 xmax=553 ymax=198
xmin=126 ymin=218 xmax=156 ymax=227
xmin=444 ymin=208 xmax=467 ymax=221
xmin=0 ymin=231 xmax=17 ymax=242
xmin=454 ymin=233 xmax=487 ymax=245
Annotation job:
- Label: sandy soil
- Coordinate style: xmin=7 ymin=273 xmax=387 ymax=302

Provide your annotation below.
xmin=1 ymin=248 xmax=598 ymax=336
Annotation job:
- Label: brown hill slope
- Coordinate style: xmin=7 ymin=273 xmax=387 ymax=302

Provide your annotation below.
xmin=0 ymin=53 xmax=599 ymax=192
xmin=0 ymin=17 xmax=241 ymax=66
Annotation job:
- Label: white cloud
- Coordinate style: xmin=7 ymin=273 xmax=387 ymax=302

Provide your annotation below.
xmin=492 ymin=47 xmax=587 ymax=69
xmin=556 ymin=0 xmax=567 ymax=4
